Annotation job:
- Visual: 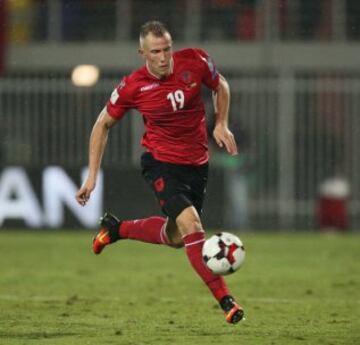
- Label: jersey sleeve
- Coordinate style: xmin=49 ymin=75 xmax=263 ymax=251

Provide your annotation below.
xmin=106 ymin=77 xmax=133 ymax=120
xmin=193 ymin=48 xmax=220 ymax=90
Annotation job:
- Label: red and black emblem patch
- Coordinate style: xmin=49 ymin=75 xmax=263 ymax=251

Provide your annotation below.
xmin=181 ymin=70 xmax=192 ymax=84
xmin=154 ymin=177 xmax=165 ymax=193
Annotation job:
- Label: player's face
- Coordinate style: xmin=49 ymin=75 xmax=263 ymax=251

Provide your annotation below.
xmin=139 ymin=32 xmax=173 ymax=78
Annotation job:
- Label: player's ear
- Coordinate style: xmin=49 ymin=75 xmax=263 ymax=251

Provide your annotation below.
xmin=138 ymin=48 xmax=145 ymax=60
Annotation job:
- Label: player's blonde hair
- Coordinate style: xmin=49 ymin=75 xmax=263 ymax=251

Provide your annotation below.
xmin=139 ymin=21 xmax=170 ymax=48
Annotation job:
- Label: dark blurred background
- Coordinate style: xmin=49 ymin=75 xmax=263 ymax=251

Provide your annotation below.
xmin=0 ymin=0 xmax=359 ymax=231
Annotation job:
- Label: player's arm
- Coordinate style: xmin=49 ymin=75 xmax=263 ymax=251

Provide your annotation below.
xmin=75 ymin=108 xmax=117 ymax=206
xmin=212 ymin=74 xmax=238 ymax=155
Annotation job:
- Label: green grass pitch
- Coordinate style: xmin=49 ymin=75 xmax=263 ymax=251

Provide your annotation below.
xmin=0 ymin=230 xmax=359 ymax=345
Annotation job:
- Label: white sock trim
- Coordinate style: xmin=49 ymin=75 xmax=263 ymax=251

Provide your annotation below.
xmin=160 ymin=223 xmax=169 ymax=244
xmin=182 ymin=230 xmax=205 ymax=239
xmin=184 ymin=238 xmax=205 ymax=247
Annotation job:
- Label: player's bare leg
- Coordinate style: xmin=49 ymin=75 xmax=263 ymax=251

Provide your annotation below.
xmin=164 ymin=218 xmax=184 ymax=248
xmin=176 ymin=206 xmax=244 ymax=324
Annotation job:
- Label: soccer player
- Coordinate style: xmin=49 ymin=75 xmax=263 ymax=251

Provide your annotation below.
xmin=75 ymin=20 xmax=243 ymax=324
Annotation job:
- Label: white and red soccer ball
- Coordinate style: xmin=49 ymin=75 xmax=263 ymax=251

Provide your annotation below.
xmin=202 ymin=232 xmax=245 ymax=275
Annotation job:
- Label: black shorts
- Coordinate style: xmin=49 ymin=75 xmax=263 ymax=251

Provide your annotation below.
xmin=141 ymin=152 xmax=209 ymax=221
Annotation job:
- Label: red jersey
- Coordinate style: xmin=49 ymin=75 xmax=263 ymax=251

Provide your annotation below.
xmin=106 ymin=48 xmax=220 ymax=165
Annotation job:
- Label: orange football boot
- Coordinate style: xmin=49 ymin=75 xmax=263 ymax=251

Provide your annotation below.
xmin=92 ymin=212 xmax=121 ymax=254
xmin=220 ymin=295 xmax=245 ymax=324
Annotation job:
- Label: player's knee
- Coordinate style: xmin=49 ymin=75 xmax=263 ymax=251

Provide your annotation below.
xmin=175 ymin=206 xmax=203 ymax=236
xmin=165 ymin=219 xmax=185 ymax=248
xmin=169 ymin=239 xmax=184 ymax=249
xmin=167 ymin=230 xmax=185 ymax=248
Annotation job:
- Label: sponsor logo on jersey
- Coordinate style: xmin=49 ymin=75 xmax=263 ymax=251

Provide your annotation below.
xmin=185 ymin=82 xmax=197 ymax=90
xmin=140 ymin=82 xmax=160 ymax=92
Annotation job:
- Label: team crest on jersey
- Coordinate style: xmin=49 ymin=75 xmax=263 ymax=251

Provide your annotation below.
xmin=181 ymin=71 xmax=192 ymax=84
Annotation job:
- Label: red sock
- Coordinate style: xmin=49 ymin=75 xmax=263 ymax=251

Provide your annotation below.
xmin=183 ymin=231 xmax=229 ymax=302
xmin=119 ymin=216 xmax=169 ymax=245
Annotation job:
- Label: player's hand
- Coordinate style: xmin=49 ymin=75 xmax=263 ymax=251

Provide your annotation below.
xmin=213 ymin=123 xmax=238 ymax=155
xmin=75 ymin=178 xmax=96 ymax=206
